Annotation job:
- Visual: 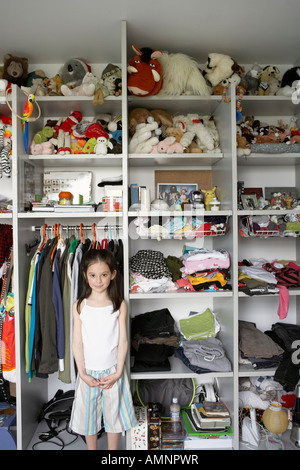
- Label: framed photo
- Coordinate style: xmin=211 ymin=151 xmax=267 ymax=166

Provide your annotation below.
xmin=157 ymin=183 xmax=198 ymax=206
xmin=241 ymin=194 xmax=258 ymax=210
xmin=243 ymin=187 xmax=263 ymax=199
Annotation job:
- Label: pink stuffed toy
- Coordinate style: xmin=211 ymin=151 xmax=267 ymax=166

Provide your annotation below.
xmin=151 ymin=136 xmax=183 ymax=154
xmin=31 ymin=140 xmax=55 ymax=155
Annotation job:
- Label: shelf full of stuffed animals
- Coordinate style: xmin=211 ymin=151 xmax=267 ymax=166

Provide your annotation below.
xmin=128 ymin=107 xmax=221 ymax=157
xmin=27 ymin=111 xmax=122 ymax=158
xmin=126 ymin=45 xmax=300 ymax=100
xmin=237 ymin=116 xmax=300 ymax=160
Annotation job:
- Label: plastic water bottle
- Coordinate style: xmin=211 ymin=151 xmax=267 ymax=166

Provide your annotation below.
xmin=170 ymin=397 xmax=180 ymax=421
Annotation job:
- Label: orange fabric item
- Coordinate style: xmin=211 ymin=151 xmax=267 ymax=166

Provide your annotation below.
xmin=2 ymin=313 xmax=15 ymax=372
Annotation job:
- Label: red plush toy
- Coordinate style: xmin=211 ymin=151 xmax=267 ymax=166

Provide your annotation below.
xmin=127 ymin=45 xmax=163 ymax=96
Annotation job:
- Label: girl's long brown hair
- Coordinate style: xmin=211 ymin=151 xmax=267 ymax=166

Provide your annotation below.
xmin=77 ymin=249 xmax=123 ymax=314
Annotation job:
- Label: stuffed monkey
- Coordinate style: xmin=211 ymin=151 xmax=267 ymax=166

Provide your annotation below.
xmin=55 ymin=111 xmax=82 ymax=154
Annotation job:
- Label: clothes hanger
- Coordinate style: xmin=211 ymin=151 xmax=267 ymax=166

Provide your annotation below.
xmin=92 ymin=223 xmax=100 ymax=249
xmin=38 ymin=224 xmax=48 ymax=252
xmin=80 ymin=223 xmax=84 ymax=244
xmin=101 ymin=225 xmax=108 ymax=249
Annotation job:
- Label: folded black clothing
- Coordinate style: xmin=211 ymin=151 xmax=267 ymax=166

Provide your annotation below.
xmin=131 ymin=308 xmax=176 ymax=339
xmin=131 ymin=358 xmax=171 ymax=372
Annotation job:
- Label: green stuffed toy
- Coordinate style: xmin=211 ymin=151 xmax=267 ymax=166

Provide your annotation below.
xmin=34 ymin=126 xmax=54 ymax=144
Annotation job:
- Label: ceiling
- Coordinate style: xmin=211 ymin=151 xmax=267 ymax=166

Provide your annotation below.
xmin=2 ymin=0 xmax=300 ymax=69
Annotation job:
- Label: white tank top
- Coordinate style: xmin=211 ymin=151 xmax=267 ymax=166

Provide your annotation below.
xmin=80 ymin=299 xmax=120 ymax=370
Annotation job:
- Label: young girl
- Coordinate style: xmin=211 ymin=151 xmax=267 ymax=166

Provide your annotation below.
xmin=69 ymin=249 xmax=137 ymax=450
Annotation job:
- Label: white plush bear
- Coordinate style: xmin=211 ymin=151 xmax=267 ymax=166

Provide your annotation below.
xmin=129 ymin=117 xmax=161 ymax=153
xmin=61 ymin=72 xmax=97 ymax=96
xmin=94 ymin=136 xmax=113 ymax=155
xmin=173 ymin=114 xmax=218 ymax=152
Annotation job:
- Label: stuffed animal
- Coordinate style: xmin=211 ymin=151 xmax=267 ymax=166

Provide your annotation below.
xmin=258 ymin=66 xmax=281 ymax=95
xmin=128 ymin=107 xmax=173 ymax=136
xmin=60 ymin=59 xmax=91 ymax=89
xmin=0 ymin=128 xmax=12 ymax=178
xmin=94 ymin=136 xmax=114 ymax=155
xmin=277 ymin=66 xmax=300 ymax=97
xmin=55 ymin=111 xmax=82 ymax=154
xmin=34 ymin=125 xmax=54 ymax=144
xmin=157 ymin=52 xmax=211 ymax=96
xmin=237 ymin=133 xmax=251 ymax=157
xmin=61 ymin=72 xmax=97 ymax=96
xmin=204 ymin=53 xmax=244 ymax=89
xmin=107 ymin=116 xmax=122 ymax=153
xmin=127 ymin=45 xmax=163 ymax=96
xmin=2 ymin=53 xmax=28 ymax=87
xmin=172 ymin=114 xmax=217 ymax=152
xmin=129 ymin=117 xmax=160 ymax=153
xmin=128 ymin=107 xmax=154 ymax=135
xmin=82 ymin=138 xmax=97 ymax=154
xmin=151 ymin=136 xmax=183 ymax=154
xmin=22 ymin=78 xmax=48 ymax=96
xmin=101 ymin=63 xmax=122 ymax=95
xmin=240 ymin=64 xmax=263 ymax=95
xmin=0 ymin=79 xmax=9 ymax=96
xmin=30 ymin=140 xmax=55 ymax=155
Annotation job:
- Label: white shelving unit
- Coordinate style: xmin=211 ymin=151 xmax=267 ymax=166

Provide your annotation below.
xmin=2 ymin=20 xmax=299 ymax=451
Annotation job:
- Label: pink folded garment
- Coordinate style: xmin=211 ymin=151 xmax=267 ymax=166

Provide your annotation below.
xmin=181 ymin=257 xmax=230 ymax=274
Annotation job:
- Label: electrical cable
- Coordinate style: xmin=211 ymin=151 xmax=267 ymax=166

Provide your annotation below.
xmin=32 ymin=422 xmax=79 ymax=450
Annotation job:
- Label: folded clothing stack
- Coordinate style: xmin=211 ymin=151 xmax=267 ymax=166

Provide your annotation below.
xmin=129 ymin=249 xmax=176 ymax=293
xmin=131 ymin=308 xmax=178 ymax=372
xmin=177 ymin=246 xmax=231 ymax=292
xmin=238 ymin=321 xmax=284 ymax=370
xmin=175 ymin=308 xmax=232 ymax=374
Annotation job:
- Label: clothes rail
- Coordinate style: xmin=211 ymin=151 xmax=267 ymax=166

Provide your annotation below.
xmin=31 ymin=225 xmax=123 ymax=231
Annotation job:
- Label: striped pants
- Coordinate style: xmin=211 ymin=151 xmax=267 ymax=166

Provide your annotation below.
xmin=69 ymin=365 xmax=137 ymax=436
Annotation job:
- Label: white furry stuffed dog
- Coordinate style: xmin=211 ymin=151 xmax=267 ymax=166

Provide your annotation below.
xmin=157 ymin=52 xmax=211 ymax=96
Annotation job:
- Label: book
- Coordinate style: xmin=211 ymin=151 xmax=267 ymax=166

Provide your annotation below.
xmin=54 ymin=204 xmax=95 ymax=212
xmin=182 ymin=408 xmax=232 ymax=436
xmin=203 ymin=401 xmax=230 ymax=417
xmin=32 ymin=202 xmax=54 ymax=212
xmin=130 ymin=183 xmax=139 ymax=205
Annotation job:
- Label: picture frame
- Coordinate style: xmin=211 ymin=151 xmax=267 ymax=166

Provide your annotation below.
xmin=241 ymin=194 xmax=258 ymax=210
xmin=243 ymin=187 xmax=263 ymax=199
xmin=157 ymin=183 xmax=198 ymax=206
xmin=265 ymin=186 xmax=297 ymax=201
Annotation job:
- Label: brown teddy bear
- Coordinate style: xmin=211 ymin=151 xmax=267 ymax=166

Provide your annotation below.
xmin=3 ymin=53 xmax=28 ymax=87
xmin=258 ymin=66 xmax=280 ymax=96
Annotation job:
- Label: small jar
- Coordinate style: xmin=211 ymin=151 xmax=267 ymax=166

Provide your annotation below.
xmin=58 ymin=191 xmax=73 ymax=205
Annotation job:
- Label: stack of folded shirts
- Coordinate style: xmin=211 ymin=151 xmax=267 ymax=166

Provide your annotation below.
xmin=131 ymin=308 xmax=178 ymax=372
xmin=175 ymin=308 xmax=232 ymax=374
xmin=238 ymin=321 xmax=284 ymax=369
xmin=238 ymin=258 xmax=279 ymax=295
xmin=129 ymin=249 xmax=176 ymax=293
xmin=177 ymin=247 xmax=231 ymax=292
xmin=175 ymin=337 xmax=232 ymax=374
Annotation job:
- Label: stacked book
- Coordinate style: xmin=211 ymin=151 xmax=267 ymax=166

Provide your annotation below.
xmin=182 ymin=401 xmax=233 ymax=449
xmin=31 ymin=202 xmax=54 ymax=212
xmin=54 ymin=204 xmax=96 ymax=213
xmin=193 ymin=401 xmax=231 ymax=429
